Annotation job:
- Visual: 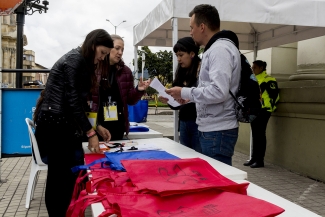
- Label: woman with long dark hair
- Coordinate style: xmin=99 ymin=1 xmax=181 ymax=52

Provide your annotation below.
xmin=159 ymin=37 xmax=202 ymax=153
xmin=34 ymin=29 xmax=113 ymax=216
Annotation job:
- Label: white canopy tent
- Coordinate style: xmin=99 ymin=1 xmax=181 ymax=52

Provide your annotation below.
xmin=133 ymin=0 xmax=325 ymax=141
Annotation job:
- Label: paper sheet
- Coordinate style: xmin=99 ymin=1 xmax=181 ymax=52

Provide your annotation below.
xmin=149 ymin=77 xmax=180 ymax=107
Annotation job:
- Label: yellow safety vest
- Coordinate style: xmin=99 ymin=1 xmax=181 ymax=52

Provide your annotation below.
xmin=255 ymin=71 xmax=280 ymax=112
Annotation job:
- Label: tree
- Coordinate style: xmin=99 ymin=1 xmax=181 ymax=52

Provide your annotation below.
xmin=135 ymin=46 xmax=173 ymax=87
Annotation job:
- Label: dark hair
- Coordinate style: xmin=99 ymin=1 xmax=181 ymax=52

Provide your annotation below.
xmin=253 ymin=60 xmax=267 ymax=71
xmin=173 ymin=37 xmax=199 ymax=55
xmin=173 ymin=38 xmax=201 ymax=88
xmin=33 ymin=89 xmax=45 ymax=123
xmin=189 ymin=4 xmax=220 ymax=31
xmin=81 ymin=29 xmax=114 ymax=91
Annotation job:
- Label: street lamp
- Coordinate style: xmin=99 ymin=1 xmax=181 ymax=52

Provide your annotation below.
xmin=106 ymin=19 xmax=126 ymax=35
xmin=14 ymin=0 xmax=49 ymax=88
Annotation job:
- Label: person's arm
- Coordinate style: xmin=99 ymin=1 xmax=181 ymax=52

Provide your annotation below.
xmin=65 ymin=59 xmax=102 ymax=152
xmin=265 ymin=80 xmax=279 ymax=108
xmin=122 ymin=66 xmax=145 ymax=105
xmin=181 ymin=44 xmax=234 ymax=104
xmin=64 ymin=60 xmax=93 ymax=133
xmin=158 ymin=96 xmax=181 ymax=110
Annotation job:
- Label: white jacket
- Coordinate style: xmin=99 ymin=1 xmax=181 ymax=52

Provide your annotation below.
xmin=181 ymin=39 xmax=241 ymax=132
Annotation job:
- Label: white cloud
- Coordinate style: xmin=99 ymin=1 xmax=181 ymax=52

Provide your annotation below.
xmin=23 ymin=0 xmax=167 ymax=69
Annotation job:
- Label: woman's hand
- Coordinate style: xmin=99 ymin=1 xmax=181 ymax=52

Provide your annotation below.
xmin=158 ymin=96 xmax=169 ymax=104
xmin=96 ymin=125 xmax=111 ymax=142
xmin=87 ymin=135 xmax=101 ymax=153
xmin=138 ymin=77 xmax=151 ymax=91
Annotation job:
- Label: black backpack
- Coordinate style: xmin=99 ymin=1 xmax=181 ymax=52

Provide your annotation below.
xmin=204 ymin=30 xmax=262 ymax=123
xmin=229 ymin=53 xmax=262 ymax=123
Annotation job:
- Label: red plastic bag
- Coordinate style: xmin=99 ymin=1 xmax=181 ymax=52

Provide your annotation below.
xmin=122 ymin=158 xmax=249 ymax=196
xmin=98 ymin=190 xmax=285 ymax=217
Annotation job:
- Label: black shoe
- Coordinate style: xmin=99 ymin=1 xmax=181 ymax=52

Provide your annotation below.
xmin=250 ymin=162 xmax=264 ymax=168
xmin=243 ymin=160 xmax=255 ymax=166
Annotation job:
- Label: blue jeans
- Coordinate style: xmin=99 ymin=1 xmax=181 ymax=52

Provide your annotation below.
xmin=179 ymin=120 xmax=202 ymax=153
xmin=199 ymin=128 xmax=239 ymax=166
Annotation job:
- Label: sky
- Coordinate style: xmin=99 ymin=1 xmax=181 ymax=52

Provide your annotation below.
xmin=23 ymin=0 xmax=172 ymax=71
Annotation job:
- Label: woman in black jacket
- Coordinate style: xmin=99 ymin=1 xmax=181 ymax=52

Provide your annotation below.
xmin=159 ymin=37 xmax=202 ymax=153
xmin=34 ymin=29 xmax=113 ymax=216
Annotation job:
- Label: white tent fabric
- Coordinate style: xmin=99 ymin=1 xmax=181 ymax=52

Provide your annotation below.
xmin=133 ymin=0 xmax=325 ymax=141
xmin=134 ymin=0 xmax=325 ymax=51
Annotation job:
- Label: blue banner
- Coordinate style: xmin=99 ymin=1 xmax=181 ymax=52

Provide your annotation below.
xmin=1 ymin=89 xmax=42 ymax=155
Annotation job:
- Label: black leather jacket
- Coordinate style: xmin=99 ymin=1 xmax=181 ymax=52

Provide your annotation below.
xmin=41 ymin=47 xmax=93 ymax=133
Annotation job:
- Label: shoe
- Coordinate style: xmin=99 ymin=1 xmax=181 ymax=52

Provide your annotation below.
xmin=250 ymin=162 xmax=264 ymax=168
xmin=243 ymin=160 xmax=255 ymax=166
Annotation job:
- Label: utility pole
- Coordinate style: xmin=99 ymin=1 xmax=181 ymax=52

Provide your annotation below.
xmin=14 ymin=0 xmax=49 ymax=88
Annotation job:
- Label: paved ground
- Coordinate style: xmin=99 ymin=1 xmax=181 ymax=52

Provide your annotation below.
xmin=0 ymin=107 xmax=324 ymax=216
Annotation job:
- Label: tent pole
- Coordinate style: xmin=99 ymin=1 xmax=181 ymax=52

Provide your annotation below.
xmin=249 ymin=31 xmax=258 ymax=161
xmin=171 ymin=17 xmax=179 ymax=142
xmin=134 ymin=46 xmax=138 ymax=86
xmin=0 ymin=17 xmax=7 ymax=183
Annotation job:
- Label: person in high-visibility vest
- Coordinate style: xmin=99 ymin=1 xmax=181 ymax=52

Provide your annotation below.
xmin=244 ymin=60 xmax=280 ymax=168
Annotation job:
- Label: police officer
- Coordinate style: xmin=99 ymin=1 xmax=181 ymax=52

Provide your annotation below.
xmin=244 ymin=60 xmax=280 ymax=168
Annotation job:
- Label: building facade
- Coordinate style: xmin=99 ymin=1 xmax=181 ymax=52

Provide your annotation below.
xmin=1 ymin=15 xmax=48 ymax=88
xmin=237 ymin=36 xmax=325 ymax=182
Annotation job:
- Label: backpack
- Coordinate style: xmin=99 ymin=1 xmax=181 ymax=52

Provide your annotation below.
xmin=204 ymin=30 xmax=261 ymax=123
xmin=229 ymin=53 xmax=262 ymax=123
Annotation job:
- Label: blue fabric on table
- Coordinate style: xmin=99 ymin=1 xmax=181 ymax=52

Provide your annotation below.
xmin=129 ymin=126 xmax=149 ymax=132
xmin=104 ymin=151 xmax=179 ymax=171
xmin=71 ymin=150 xmax=179 ymax=172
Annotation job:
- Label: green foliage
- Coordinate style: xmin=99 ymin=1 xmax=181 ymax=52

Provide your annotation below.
xmin=148 ymin=100 xmax=170 ymax=107
xmin=199 ymin=47 xmax=204 ymax=55
xmin=135 ymin=46 xmax=173 ymax=87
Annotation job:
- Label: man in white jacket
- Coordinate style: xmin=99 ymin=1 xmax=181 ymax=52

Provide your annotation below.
xmin=166 ymin=4 xmax=241 ymax=166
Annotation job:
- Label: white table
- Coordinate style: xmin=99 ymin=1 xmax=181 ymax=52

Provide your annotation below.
xmin=123 ymin=123 xmax=163 ymax=139
xmin=235 ymin=180 xmax=321 ymax=217
xmin=124 ymin=128 xmax=163 ymax=139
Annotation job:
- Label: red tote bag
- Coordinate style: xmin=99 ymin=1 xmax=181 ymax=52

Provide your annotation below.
xmin=121 ymin=158 xmax=249 ymax=196
xmin=98 ymin=190 xmax=285 ymax=217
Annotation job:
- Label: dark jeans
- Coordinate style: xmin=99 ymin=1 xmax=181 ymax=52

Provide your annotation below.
xmin=199 ymin=128 xmax=239 ymax=166
xmin=35 ymin=112 xmax=84 ymax=217
xmin=250 ymin=109 xmax=271 ymax=163
xmin=179 ymin=120 xmax=202 ymax=153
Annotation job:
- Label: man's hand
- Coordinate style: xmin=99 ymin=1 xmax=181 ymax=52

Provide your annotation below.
xmin=165 ymin=86 xmax=183 ymax=99
xmin=96 ymin=125 xmax=111 ymax=142
xmin=158 ymin=96 xmax=169 ymax=104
